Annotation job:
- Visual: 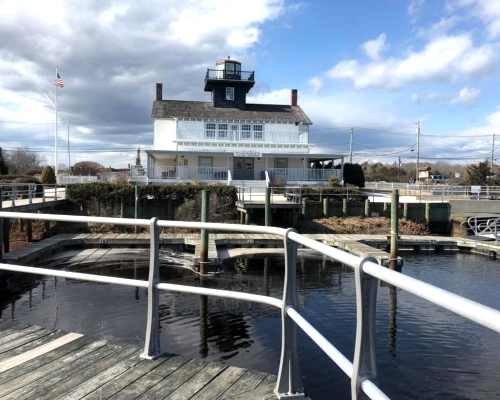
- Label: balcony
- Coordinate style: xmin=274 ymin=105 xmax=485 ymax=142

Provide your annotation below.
xmin=205 ymin=69 xmax=254 ymax=82
xmin=204 ymin=68 xmax=255 ymax=91
xmin=176 ymin=129 xmax=308 ymax=145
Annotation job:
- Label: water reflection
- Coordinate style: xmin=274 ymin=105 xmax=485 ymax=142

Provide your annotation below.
xmin=0 ymin=251 xmax=499 ymax=399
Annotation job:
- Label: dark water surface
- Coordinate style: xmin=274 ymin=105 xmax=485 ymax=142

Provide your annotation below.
xmin=1 ymin=249 xmax=500 ymax=400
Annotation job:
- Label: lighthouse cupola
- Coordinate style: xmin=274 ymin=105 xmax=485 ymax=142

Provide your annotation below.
xmin=204 ymin=56 xmax=255 ymax=109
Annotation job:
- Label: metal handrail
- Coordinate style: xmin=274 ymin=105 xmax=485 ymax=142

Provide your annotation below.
xmin=0 ymin=183 xmax=60 ymax=207
xmin=1 ymin=211 xmax=500 ymax=399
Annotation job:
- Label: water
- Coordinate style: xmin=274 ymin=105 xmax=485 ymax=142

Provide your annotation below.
xmin=1 ymin=249 xmax=500 ymax=399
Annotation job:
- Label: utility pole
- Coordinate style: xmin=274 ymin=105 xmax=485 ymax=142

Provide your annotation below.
xmin=492 ymin=133 xmax=497 ymax=173
xmin=415 ymin=121 xmax=420 ymax=183
xmin=349 ymin=128 xmax=353 ymax=163
xmin=67 ymin=125 xmax=71 ymax=176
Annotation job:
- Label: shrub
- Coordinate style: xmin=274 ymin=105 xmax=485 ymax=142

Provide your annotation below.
xmin=40 ymin=166 xmax=56 ymax=184
xmin=328 ymin=176 xmax=340 ymax=187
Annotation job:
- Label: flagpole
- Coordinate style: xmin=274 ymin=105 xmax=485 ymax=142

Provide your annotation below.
xmin=55 ymin=65 xmax=59 ymax=182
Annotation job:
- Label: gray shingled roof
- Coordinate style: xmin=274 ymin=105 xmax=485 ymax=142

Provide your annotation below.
xmin=151 ymin=100 xmax=313 ymax=124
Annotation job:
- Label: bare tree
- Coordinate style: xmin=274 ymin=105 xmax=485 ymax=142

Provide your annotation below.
xmin=7 ymin=147 xmax=46 ymax=175
xmin=73 ymin=161 xmax=105 ymax=176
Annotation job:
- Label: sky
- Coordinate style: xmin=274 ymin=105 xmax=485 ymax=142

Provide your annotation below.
xmin=1 ymin=0 xmax=500 ymax=170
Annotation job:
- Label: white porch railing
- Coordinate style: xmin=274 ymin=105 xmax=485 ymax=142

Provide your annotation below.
xmin=268 ymin=168 xmax=341 ymax=182
xmin=149 ymin=166 xmax=229 ymax=180
xmin=2 ymin=211 xmax=500 ymax=399
xmin=176 ymin=128 xmax=308 ymax=144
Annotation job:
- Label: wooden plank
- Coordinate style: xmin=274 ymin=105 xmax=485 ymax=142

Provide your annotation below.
xmin=0 ymin=339 xmax=110 ymax=398
xmin=189 ymin=365 xmax=247 ymax=400
xmin=0 ymin=335 xmax=94 ymax=387
xmin=218 ymin=370 xmax=268 ymax=399
xmin=0 ymin=332 xmax=83 ymax=373
xmin=224 ymin=383 xmax=278 ymax=400
xmin=78 ymin=357 xmax=172 ymax=400
xmin=59 ymin=351 xmax=146 ymax=400
xmin=0 ymin=326 xmax=51 ymax=354
xmin=31 ymin=346 xmax=139 ymax=400
xmin=163 ymin=362 xmax=230 ymax=400
xmin=0 ymin=330 xmax=70 ymax=362
xmin=107 ymin=355 xmax=191 ymax=400
xmin=134 ymin=358 xmax=209 ymax=400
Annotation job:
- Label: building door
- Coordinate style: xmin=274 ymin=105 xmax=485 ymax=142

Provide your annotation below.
xmin=233 ymin=157 xmax=254 ymax=180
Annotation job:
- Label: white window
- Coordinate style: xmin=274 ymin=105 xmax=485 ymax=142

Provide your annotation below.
xmin=241 ymin=124 xmax=251 ymax=140
xmin=226 ymin=87 xmax=234 ymax=101
xmin=199 ymin=156 xmax=213 ymax=168
xmin=218 ymin=123 xmax=228 ymax=139
xmin=226 ymin=63 xmax=234 ymax=74
xmin=253 ymin=124 xmax=263 ymax=140
xmin=205 ymin=123 xmax=216 ymax=138
xmin=230 ymin=124 xmax=239 ymax=140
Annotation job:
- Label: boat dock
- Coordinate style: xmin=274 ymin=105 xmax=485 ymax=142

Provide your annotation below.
xmin=0 ymin=319 xmax=283 ymax=400
xmin=1 ymin=232 xmax=493 ymax=268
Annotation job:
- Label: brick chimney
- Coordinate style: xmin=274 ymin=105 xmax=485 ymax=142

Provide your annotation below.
xmin=291 ymin=89 xmax=298 ymax=106
xmin=156 ymin=83 xmax=163 ymax=101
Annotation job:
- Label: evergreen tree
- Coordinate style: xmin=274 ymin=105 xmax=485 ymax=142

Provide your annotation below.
xmin=135 ymin=148 xmax=141 ymax=166
xmin=0 ymin=147 xmax=8 ymax=175
xmin=343 ymin=163 xmax=365 ymax=187
xmin=464 ymin=161 xmax=491 ymax=185
xmin=40 ymin=165 xmax=56 ymax=184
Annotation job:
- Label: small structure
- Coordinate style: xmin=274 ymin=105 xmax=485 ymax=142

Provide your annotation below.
xmin=130 ymin=57 xmax=344 ymax=186
xmin=417 ymin=166 xmax=431 ymax=182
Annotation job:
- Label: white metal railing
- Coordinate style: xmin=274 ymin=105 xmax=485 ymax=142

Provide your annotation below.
xmin=176 ymin=128 xmax=308 ymax=145
xmin=268 ymin=168 xmax=341 ymax=182
xmin=0 ymin=184 xmax=60 ymax=207
xmin=365 ymin=183 xmax=500 ymax=200
xmin=148 ymin=166 xmax=229 ymax=181
xmin=464 ymin=216 xmax=500 ymax=239
xmin=1 ymin=211 xmax=500 ymax=399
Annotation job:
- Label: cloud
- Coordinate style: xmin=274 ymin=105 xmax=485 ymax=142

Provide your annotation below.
xmin=308 ymin=77 xmax=323 ymax=93
xmin=449 ymin=0 xmax=500 ymax=38
xmin=408 ymin=0 xmax=426 ymax=23
xmin=411 ymin=93 xmax=420 ymax=103
xmin=360 ymin=33 xmax=389 ymax=61
xmin=327 ymin=34 xmax=498 ymax=89
xmin=418 ymin=16 xmax=461 ymax=39
xmin=450 ymin=86 xmax=481 ymax=107
xmin=0 ymin=0 xmax=289 ymax=167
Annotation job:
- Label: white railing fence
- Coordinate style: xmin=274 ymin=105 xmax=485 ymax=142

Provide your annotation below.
xmin=0 ymin=184 xmax=60 ymax=207
xmin=1 ymin=211 xmax=500 ymax=399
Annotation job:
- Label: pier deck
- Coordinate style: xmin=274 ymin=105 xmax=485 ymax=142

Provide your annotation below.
xmin=0 ymin=319 xmax=282 ymax=400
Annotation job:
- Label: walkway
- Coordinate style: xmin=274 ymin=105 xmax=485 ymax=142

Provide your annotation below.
xmin=0 ymin=319 xmax=282 ymax=400
xmin=1 ymin=188 xmax=66 ymax=212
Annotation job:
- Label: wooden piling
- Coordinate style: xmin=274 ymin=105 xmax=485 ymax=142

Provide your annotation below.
xmin=134 ymin=185 xmax=140 ymax=234
xmin=265 ymin=188 xmax=271 ymax=226
xmin=389 ymin=190 xmax=399 ymax=271
xmin=323 ymin=198 xmax=329 ymax=218
xmin=199 ymin=190 xmax=209 ymax=275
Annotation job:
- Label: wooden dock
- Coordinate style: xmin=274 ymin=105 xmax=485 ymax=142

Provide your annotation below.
xmin=1 ymin=232 xmax=490 ymax=268
xmin=0 ymin=319 xmax=283 ymax=400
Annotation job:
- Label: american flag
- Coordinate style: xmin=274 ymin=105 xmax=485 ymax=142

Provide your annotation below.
xmin=54 ymin=73 xmax=64 ymax=88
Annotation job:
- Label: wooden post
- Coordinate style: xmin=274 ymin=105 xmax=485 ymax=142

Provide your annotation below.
xmin=389 ymin=190 xmax=399 ymax=271
xmin=364 ymin=199 xmax=370 ymax=218
xmin=383 ymin=202 xmax=389 ymax=217
xmin=134 ymin=185 xmax=140 ymax=234
xmin=323 ymin=198 xmax=329 ymax=218
xmin=26 ymin=220 xmax=33 ymax=243
xmin=199 ymin=294 xmax=208 ymax=357
xmin=0 ymin=189 xmax=3 ymax=258
xmin=3 ymin=218 xmax=9 ymax=254
xmin=342 ymin=198 xmax=348 ymax=217
xmin=245 ymin=212 xmax=250 ymax=225
xmin=265 ymin=188 xmax=271 ymax=226
xmin=200 ymin=190 xmax=209 ymax=276
xmin=425 ymin=202 xmax=430 ymax=225
xmin=120 ymin=198 xmax=124 ymax=218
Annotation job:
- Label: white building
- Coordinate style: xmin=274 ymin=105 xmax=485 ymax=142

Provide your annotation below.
xmin=131 ymin=57 xmax=344 ymax=186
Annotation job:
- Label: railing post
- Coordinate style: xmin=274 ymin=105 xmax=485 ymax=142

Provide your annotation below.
xmin=0 ymin=188 xmax=2 ymax=259
xmin=11 ymin=185 xmax=16 ymax=207
xmin=352 ymin=256 xmax=379 ymax=400
xmin=141 ymin=217 xmax=162 ymax=359
xmin=275 ymin=228 xmax=305 ymax=399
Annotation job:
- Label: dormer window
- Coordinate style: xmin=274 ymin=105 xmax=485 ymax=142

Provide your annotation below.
xmin=226 ymin=87 xmax=234 ymax=101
